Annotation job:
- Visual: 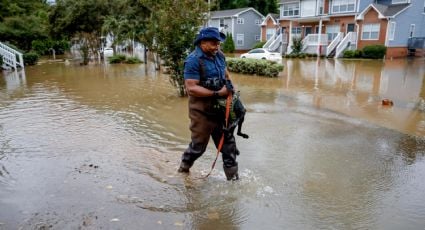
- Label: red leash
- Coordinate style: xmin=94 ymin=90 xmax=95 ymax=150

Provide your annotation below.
xmin=197 ymin=93 xmax=232 ymax=179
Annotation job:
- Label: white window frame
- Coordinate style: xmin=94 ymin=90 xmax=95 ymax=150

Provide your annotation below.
xmin=392 ymin=0 xmax=409 ymax=4
xmin=326 ymin=25 xmax=340 ymax=41
xmin=291 ymin=27 xmax=302 ymax=38
xmin=409 ymin=24 xmax=415 ymax=38
xmin=361 ymin=23 xmax=380 ymax=40
xmin=331 ymin=0 xmax=356 ymax=13
xmin=255 ymin=35 xmax=261 ymax=41
xmin=282 ymin=2 xmax=300 ymax=17
xmin=255 ymin=19 xmax=261 ymax=25
xmin=266 ymin=28 xmax=274 ymax=40
xmin=220 ymin=19 xmax=225 ymax=28
xmin=236 ymin=34 xmax=244 ymax=46
xmin=388 ymin=22 xmax=396 ymax=41
xmin=237 ymin=18 xmax=244 ymax=24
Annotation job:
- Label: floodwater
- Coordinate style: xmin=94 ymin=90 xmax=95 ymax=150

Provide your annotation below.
xmin=0 ymin=57 xmax=424 ymax=229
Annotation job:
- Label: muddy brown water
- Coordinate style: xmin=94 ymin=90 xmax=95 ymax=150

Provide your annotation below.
xmin=0 ymin=58 xmax=424 ymax=229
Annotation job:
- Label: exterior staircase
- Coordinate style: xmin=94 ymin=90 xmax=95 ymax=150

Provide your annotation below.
xmin=0 ymin=42 xmax=24 ymax=70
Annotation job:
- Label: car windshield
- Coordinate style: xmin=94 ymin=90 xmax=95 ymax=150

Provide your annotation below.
xmin=249 ymin=49 xmax=264 ymax=54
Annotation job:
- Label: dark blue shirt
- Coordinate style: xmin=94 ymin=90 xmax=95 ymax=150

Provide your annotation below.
xmin=184 ymin=47 xmax=226 ymax=81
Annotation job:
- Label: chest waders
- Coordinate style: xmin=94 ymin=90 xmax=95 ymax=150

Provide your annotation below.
xmin=179 ymin=54 xmax=239 ymax=181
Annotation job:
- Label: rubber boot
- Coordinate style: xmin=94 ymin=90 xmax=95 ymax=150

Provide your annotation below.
xmin=224 ymin=165 xmax=239 ymax=181
xmin=177 ymin=161 xmax=193 ymax=173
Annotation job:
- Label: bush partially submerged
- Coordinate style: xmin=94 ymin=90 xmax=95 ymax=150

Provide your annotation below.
xmin=227 ymin=58 xmax=284 ymax=77
xmin=23 ymin=52 xmax=39 ymax=65
xmin=108 ymin=55 xmax=141 ymax=64
xmin=362 ymin=45 xmax=386 ymax=59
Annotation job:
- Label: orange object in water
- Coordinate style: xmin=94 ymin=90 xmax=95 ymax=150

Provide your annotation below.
xmin=382 ymin=99 xmax=394 ymax=106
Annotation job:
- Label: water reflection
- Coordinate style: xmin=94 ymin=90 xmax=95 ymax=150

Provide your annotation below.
xmin=1 ymin=58 xmax=425 ymax=229
xmin=278 ymin=58 xmax=425 ymax=136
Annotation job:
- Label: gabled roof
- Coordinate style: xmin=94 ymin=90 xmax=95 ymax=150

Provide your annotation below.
xmin=261 ymin=13 xmax=280 ymax=26
xmin=357 ymin=3 xmax=411 ymax=20
xmin=210 ymin=7 xmax=264 ymax=19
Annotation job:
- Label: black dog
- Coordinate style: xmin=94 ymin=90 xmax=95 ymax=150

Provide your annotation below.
xmin=222 ymin=93 xmax=249 ymax=139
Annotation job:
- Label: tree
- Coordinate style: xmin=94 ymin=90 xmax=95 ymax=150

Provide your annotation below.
xmin=144 ymin=0 xmax=208 ymax=96
xmin=222 ymin=33 xmax=235 ymax=53
xmin=212 ymin=0 xmax=278 ymax=15
xmin=49 ymin=0 xmax=112 ymax=64
xmin=0 ymin=0 xmax=50 ymax=51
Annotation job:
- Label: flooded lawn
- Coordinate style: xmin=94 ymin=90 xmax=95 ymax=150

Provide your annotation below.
xmin=0 ymin=58 xmax=424 ymax=229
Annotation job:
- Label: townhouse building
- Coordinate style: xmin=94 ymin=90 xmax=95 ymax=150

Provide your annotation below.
xmin=261 ymin=0 xmax=425 ymax=58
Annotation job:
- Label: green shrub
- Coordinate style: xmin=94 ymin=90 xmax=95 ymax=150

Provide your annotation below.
xmin=252 ymin=41 xmax=266 ymax=49
xmin=124 ymin=57 xmax=142 ymax=64
xmin=23 ymin=52 xmax=39 ymax=65
xmin=354 ymin=50 xmax=363 ymax=58
xmin=343 ymin=50 xmax=355 ymax=58
xmin=290 ymin=37 xmax=303 ymax=54
xmin=362 ymin=45 xmax=386 ymax=59
xmin=227 ymin=58 xmax=284 ymax=77
xmin=222 ymin=33 xmax=235 ymax=53
xmin=108 ymin=54 xmax=127 ymax=64
xmin=0 ymin=55 xmax=3 ymax=66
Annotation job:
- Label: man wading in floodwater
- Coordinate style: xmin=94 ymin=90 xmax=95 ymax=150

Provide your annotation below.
xmin=177 ymin=27 xmax=240 ymax=181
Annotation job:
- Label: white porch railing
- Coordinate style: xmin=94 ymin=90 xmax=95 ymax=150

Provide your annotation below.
xmin=301 ymin=34 xmax=328 ymax=52
xmin=326 ymin=32 xmax=343 ymax=57
xmin=263 ymin=28 xmax=281 ymax=49
xmin=335 ymin=32 xmax=357 ymax=58
xmin=0 ymin=41 xmax=24 ymax=70
xmin=268 ymin=33 xmax=282 ymax=52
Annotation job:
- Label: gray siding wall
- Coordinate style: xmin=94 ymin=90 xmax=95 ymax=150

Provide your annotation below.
xmin=358 ymin=0 xmax=374 ymax=12
xmin=233 ymin=10 xmax=263 ymax=50
xmin=387 ymin=2 xmax=425 ymax=47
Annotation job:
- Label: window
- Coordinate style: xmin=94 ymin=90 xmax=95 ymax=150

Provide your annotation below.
xmin=409 ymin=24 xmax=415 ymax=37
xmin=255 ymin=19 xmax=261 ymax=25
xmin=237 ymin=18 xmax=244 ymax=24
xmin=326 ymin=25 xmax=340 ymax=41
xmin=282 ymin=3 xmax=300 ymax=16
xmin=249 ymin=49 xmax=265 ymax=54
xmin=220 ymin=19 xmax=225 ymax=28
xmin=255 ymin=35 xmax=261 ymax=41
xmin=291 ymin=27 xmax=302 ymax=38
xmin=392 ymin=0 xmax=408 ymax=4
xmin=388 ymin=22 xmax=396 ymax=40
xmin=236 ymin=34 xmax=244 ymax=46
xmin=332 ymin=0 xmax=355 ymax=13
xmin=424 ymin=0 xmax=425 ymax=13
xmin=266 ymin=28 xmax=274 ymax=40
xmin=362 ymin=23 xmax=380 ymax=40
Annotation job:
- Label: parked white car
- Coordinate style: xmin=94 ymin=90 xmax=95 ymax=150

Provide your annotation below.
xmin=102 ymin=47 xmax=114 ymax=57
xmin=240 ymin=48 xmax=282 ymax=62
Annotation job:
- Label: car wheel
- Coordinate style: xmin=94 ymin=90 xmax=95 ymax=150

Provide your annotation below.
xmin=241 ymin=56 xmax=246 ymax=58
xmin=261 ymin=57 xmax=266 ymax=60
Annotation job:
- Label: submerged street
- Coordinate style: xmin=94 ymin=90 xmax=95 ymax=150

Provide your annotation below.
xmin=0 ymin=58 xmax=424 ymax=229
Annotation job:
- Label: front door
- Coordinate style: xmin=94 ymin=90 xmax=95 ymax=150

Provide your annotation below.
xmin=305 ymin=27 xmax=313 ymax=36
xmin=347 ymin=23 xmax=355 ymax=33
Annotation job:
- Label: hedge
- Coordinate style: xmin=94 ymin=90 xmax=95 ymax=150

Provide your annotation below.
xmin=362 ymin=45 xmax=386 ymax=59
xmin=108 ymin=55 xmax=142 ymax=64
xmin=227 ymin=58 xmax=284 ymax=77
